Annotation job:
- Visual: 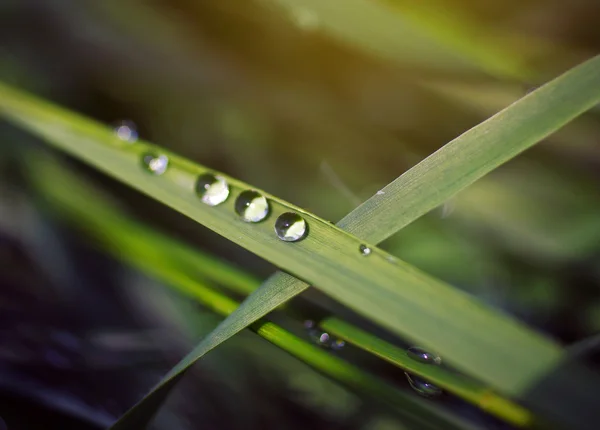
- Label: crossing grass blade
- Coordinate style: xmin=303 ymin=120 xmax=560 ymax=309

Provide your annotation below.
xmin=30 ymin=153 xmax=534 ymax=428
xmin=28 ymin=155 xmax=476 ymax=430
xmin=1 ymin=55 xmax=600 ymax=429
xmin=108 ymin=55 xmax=600 ymax=429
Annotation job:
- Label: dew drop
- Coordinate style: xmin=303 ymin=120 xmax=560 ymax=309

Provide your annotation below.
xmin=308 ymin=330 xmax=331 ymax=348
xmin=405 ymin=372 xmax=442 ymax=398
xmin=235 ymin=190 xmax=270 ymax=222
xmin=142 ymin=153 xmax=169 ymax=175
xmin=331 ymin=339 xmax=346 ymax=351
xmin=407 ymin=346 xmax=442 ymax=365
xmin=195 ymin=173 xmax=230 ymax=206
xmin=114 ymin=120 xmax=138 ymax=142
xmin=275 ymin=212 xmax=307 ymax=242
xmin=359 ymin=244 xmax=371 ymax=256
xmin=376 ymin=190 xmax=385 ymax=196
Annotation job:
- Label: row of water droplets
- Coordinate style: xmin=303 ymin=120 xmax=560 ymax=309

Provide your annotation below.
xmin=116 ymin=121 xmax=374 ymax=251
xmin=116 ymin=122 xmax=440 ymax=399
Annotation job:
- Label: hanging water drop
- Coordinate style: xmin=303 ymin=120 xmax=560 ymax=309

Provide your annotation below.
xmin=195 ymin=173 xmax=230 ymax=206
xmin=235 ymin=190 xmax=270 ymax=222
xmin=275 ymin=212 xmax=307 ymax=242
xmin=113 ymin=120 xmax=138 ymax=142
xmin=304 ymin=320 xmax=332 ymax=348
xmin=308 ymin=330 xmax=331 ymax=348
xmin=405 ymin=372 xmax=442 ymax=398
xmin=142 ymin=153 xmax=169 ymax=175
xmin=359 ymin=244 xmax=371 ymax=256
xmin=407 ymin=346 xmax=442 ymax=365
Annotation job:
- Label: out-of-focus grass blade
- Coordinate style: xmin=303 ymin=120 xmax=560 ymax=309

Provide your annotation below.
xmin=108 ymin=56 xmax=600 ymax=429
xmin=30 ymin=154 xmax=534 ymax=428
xmin=271 ymin=0 xmax=533 ymax=79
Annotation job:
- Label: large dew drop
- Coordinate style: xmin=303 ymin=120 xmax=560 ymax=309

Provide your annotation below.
xmin=195 ymin=173 xmax=230 ymax=206
xmin=407 ymin=346 xmax=442 ymax=365
xmin=275 ymin=212 xmax=307 ymax=242
xmin=405 ymin=373 xmax=442 ymax=398
xmin=142 ymin=153 xmax=169 ymax=175
xmin=235 ymin=190 xmax=269 ymax=222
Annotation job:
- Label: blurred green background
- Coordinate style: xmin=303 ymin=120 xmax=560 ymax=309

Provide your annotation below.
xmin=1 ymin=1 xmax=600 ymax=429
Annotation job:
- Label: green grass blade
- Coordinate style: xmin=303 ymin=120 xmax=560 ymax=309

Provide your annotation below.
xmin=26 ymin=156 xmax=474 ymax=430
xmin=107 ymin=55 xmax=600 ymax=428
xmin=2 ymin=55 xmax=600 ymax=430
xmin=30 ymin=153 xmax=534 ymax=428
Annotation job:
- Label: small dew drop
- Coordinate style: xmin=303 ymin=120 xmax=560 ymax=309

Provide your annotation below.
xmin=376 ymin=190 xmax=385 ymax=196
xmin=114 ymin=120 xmax=138 ymax=142
xmin=275 ymin=212 xmax=307 ymax=242
xmin=195 ymin=173 xmax=230 ymax=206
xmin=235 ymin=190 xmax=270 ymax=222
xmin=359 ymin=244 xmax=371 ymax=256
xmin=308 ymin=329 xmax=331 ymax=348
xmin=331 ymin=339 xmax=346 ymax=351
xmin=407 ymin=346 xmax=442 ymax=365
xmin=405 ymin=372 xmax=442 ymax=398
xmin=142 ymin=153 xmax=169 ymax=175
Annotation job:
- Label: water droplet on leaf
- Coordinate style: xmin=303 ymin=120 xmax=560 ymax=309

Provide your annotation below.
xmin=407 ymin=346 xmax=442 ymax=365
xmin=376 ymin=190 xmax=385 ymax=196
xmin=275 ymin=212 xmax=307 ymax=242
xmin=308 ymin=330 xmax=331 ymax=347
xmin=195 ymin=173 xmax=230 ymax=206
xmin=114 ymin=120 xmax=138 ymax=142
xmin=359 ymin=244 xmax=371 ymax=256
xmin=405 ymin=373 xmax=442 ymax=398
xmin=235 ymin=190 xmax=270 ymax=222
xmin=142 ymin=153 xmax=169 ymax=175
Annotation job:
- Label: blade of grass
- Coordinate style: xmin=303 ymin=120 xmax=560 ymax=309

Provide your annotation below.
xmin=2 ymin=55 xmax=600 ymax=430
xmin=108 ymin=55 xmax=600 ymax=429
xmin=0 ymin=79 xmax=570 ymax=396
xmin=27 ymin=155 xmax=474 ymax=430
xmin=30 ymin=153 xmax=534 ymax=428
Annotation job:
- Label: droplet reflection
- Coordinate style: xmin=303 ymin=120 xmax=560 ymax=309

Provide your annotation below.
xmin=141 ymin=153 xmax=169 ymax=175
xmin=235 ymin=190 xmax=270 ymax=222
xmin=195 ymin=173 xmax=230 ymax=206
xmin=275 ymin=212 xmax=307 ymax=242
